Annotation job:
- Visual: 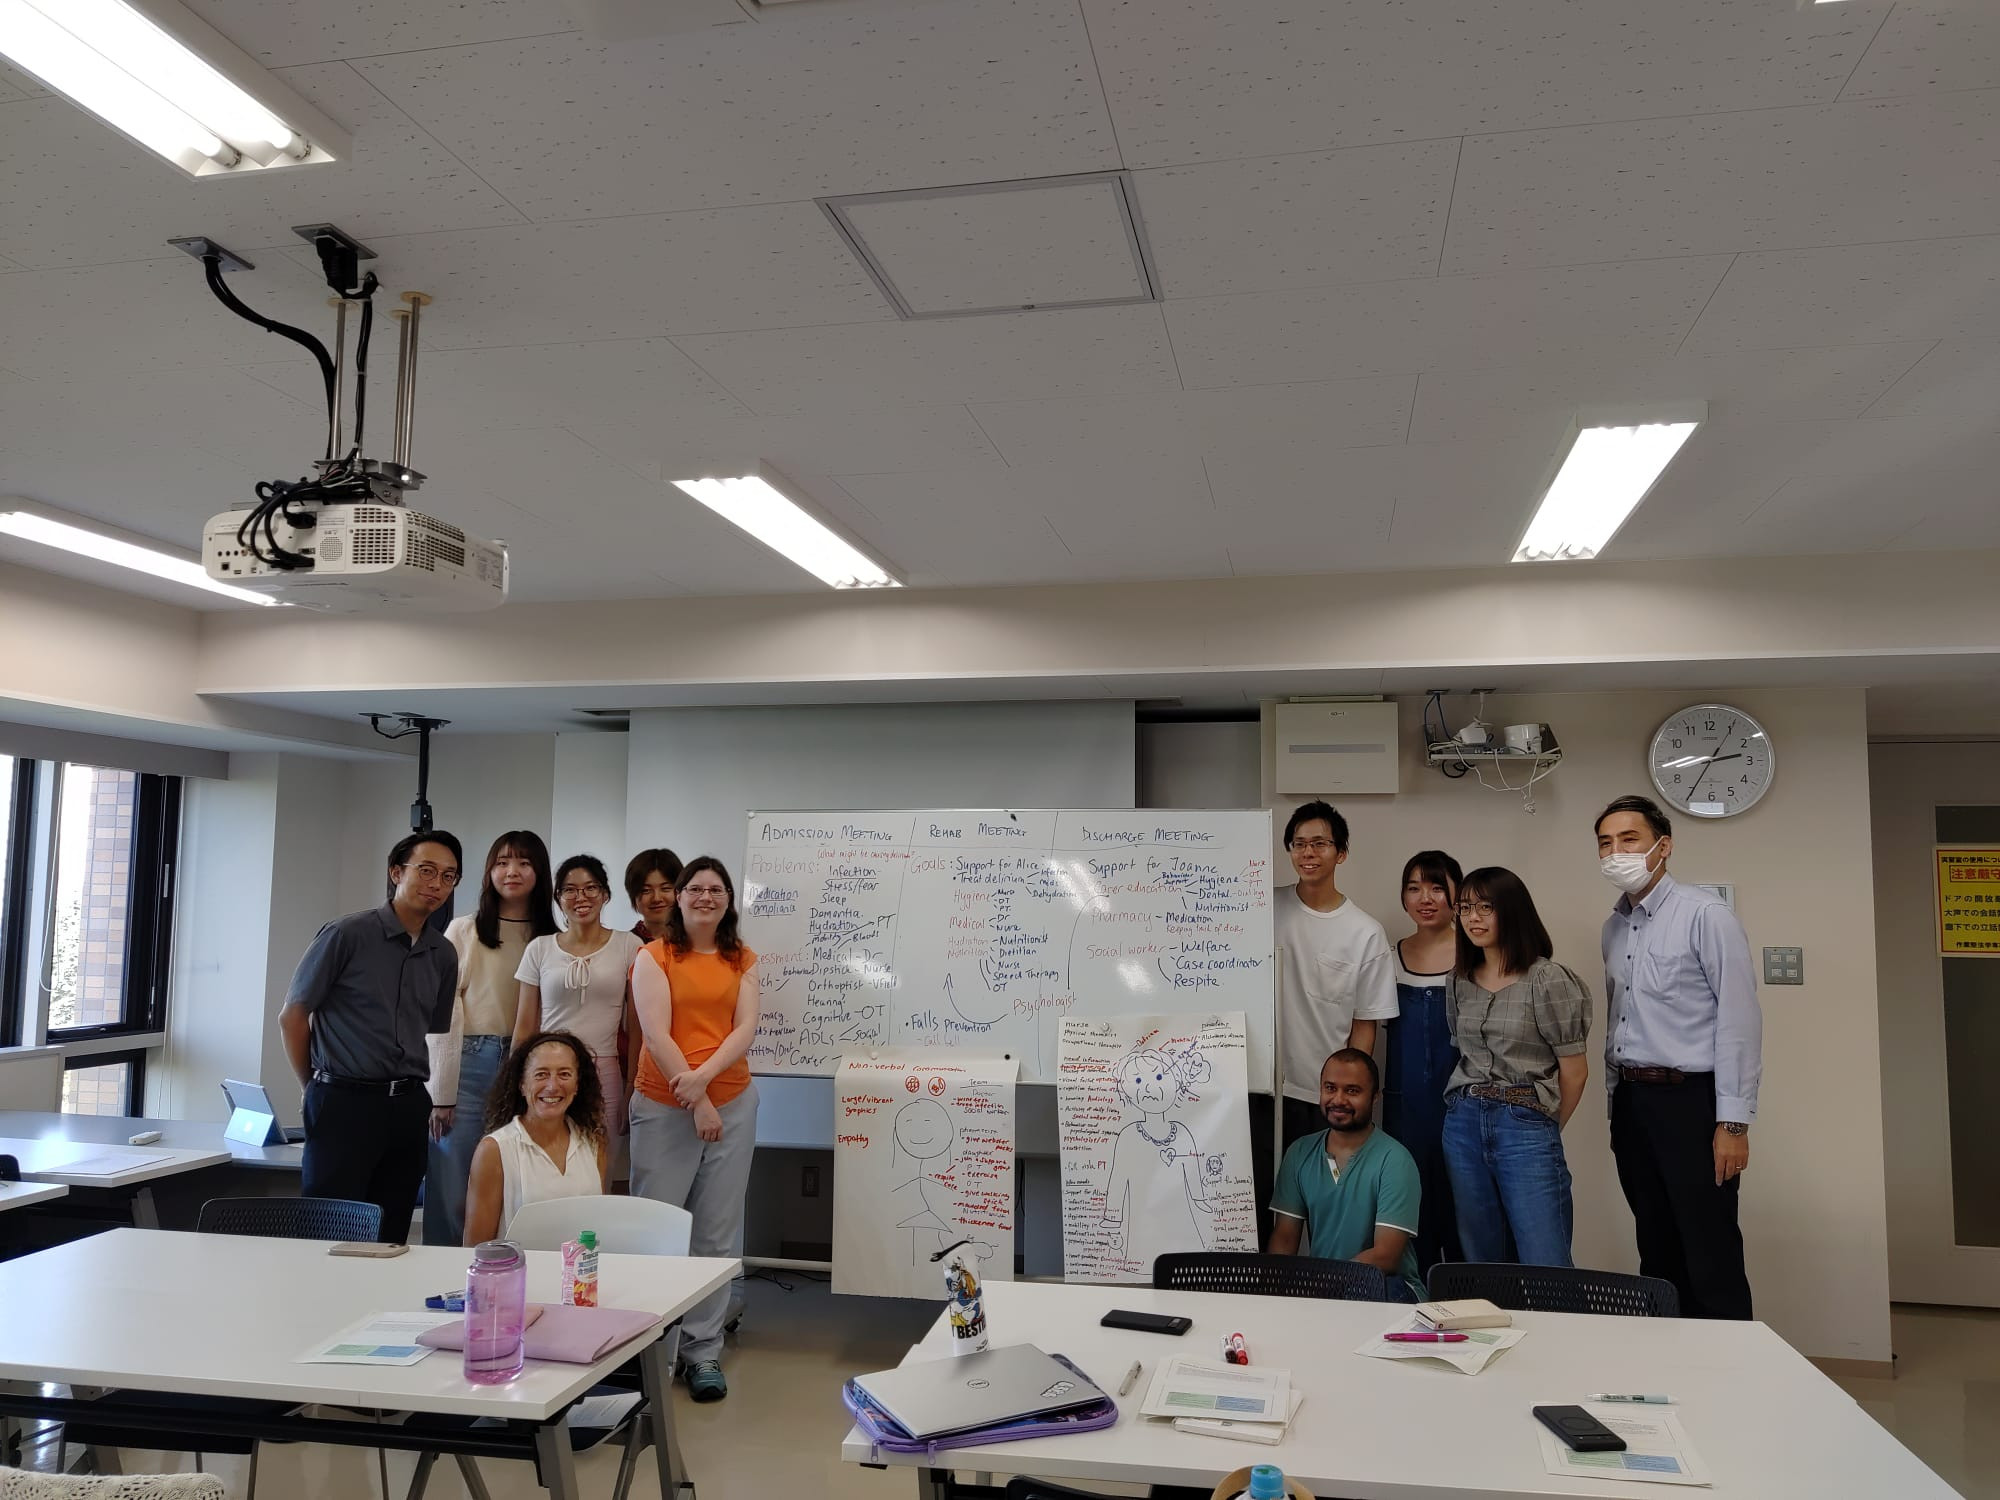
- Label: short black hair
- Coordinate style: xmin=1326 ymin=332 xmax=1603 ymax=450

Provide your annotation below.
xmin=624 ymin=848 xmax=684 ymax=904
xmin=1322 ymin=1047 xmax=1380 ymax=1091
xmin=1594 ymin=794 xmax=1673 ymax=841
xmin=1400 ymin=849 xmax=1464 ymax=895
xmin=388 ymin=830 xmax=462 ymax=874
xmin=1284 ymin=800 xmax=1349 ymax=853
xmin=555 ymin=853 xmax=612 ymax=895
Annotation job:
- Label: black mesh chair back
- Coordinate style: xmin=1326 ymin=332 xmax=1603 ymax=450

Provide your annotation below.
xmin=1153 ymin=1251 xmax=1390 ymax=1302
xmin=197 ymin=1195 xmax=382 ymax=1242
xmin=1425 ymin=1261 xmax=1681 ymax=1317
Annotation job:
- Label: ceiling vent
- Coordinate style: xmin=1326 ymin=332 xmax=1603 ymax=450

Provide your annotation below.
xmin=818 ymin=171 xmax=1161 ymax=320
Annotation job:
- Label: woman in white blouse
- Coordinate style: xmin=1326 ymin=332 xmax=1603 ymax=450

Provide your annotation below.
xmin=463 ymin=1030 xmax=607 ymax=1245
xmin=514 ymin=855 xmax=645 ymax=1185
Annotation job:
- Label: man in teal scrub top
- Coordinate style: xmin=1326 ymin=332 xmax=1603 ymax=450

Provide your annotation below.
xmin=1269 ymin=1048 xmax=1425 ymax=1301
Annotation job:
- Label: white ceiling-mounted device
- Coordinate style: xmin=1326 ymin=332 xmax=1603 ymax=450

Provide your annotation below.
xmin=1274 ymin=700 xmax=1401 ymax=795
xmin=188 ymin=228 xmax=508 ymax=612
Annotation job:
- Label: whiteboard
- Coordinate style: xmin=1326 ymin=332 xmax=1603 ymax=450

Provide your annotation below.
xmin=740 ymin=809 xmax=1275 ymax=1084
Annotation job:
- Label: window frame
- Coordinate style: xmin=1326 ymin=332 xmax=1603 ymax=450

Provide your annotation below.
xmin=41 ymin=767 xmax=180 ymax=1046
xmin=0 ymin=757 xmax=37 ymax=1048
xmin=60 ymin=1046 xmax=149 ymax=1118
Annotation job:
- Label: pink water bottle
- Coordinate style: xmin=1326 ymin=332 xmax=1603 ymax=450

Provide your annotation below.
xmin=464 ymin=1240 xmax=527 ymax=1384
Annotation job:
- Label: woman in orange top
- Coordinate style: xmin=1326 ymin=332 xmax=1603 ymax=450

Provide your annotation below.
xmin=629 ymin=855 xmax=760 ymax=1402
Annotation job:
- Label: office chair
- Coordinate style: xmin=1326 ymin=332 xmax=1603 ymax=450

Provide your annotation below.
xmin=195 ymin=1196 xmax=382 ymax=1241
xmin=1154 ymin=1250 xmax=1391 ymax=1302
xmin=1425 ymin=1262 xmax=1681 ymax=1318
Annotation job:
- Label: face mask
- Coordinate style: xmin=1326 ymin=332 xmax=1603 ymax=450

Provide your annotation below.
xmin=1600 ymin=839 xmax=1663 ymax=893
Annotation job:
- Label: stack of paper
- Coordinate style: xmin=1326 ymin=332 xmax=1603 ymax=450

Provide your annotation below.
xmin=1356 ymin=1314 xmax=1526 ymax=1375
xmin=1536 ymin=1403 xmax=1711 ymax=1487
xmin=1140 ymin=1356 xmax=1299 ymax=1445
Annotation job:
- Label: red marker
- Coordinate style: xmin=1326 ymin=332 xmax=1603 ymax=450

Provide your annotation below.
xmin=1383 ymin=1331 xmax=1469 ymax=1343
xmin=1222 ymin=1332 xmax=1250 ymax=1364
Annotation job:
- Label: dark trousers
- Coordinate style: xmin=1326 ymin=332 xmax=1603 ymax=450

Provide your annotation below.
xmin=301 ymin=1080 xmax=432 ymax=1244
xmin=1610 ymin=1074 xmax=1752 ymax=1319
xmin=1248 ymin=1093 xmax=1327 ymax=1248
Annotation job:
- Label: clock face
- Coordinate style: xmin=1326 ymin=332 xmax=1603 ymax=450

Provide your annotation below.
xmin=1649 ymin=704 xmax=1775 ymax=819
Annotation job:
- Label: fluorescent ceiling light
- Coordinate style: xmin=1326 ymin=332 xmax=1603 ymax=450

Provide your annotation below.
xmin=0 ymin=0 xmax=347 ymax=176
xmin=0 ymin=508 xmax=277 ymax=606
xmin=1512 ymin=405 xmax=1705 ymax=563
xmin=671 ymin=474 xmax=901 ymax=590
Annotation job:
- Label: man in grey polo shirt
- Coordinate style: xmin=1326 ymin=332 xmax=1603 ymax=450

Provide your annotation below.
xmin=279 ymin=831 xmax=462 ymax=1243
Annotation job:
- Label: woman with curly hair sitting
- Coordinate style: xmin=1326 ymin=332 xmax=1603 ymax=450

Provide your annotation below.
xmin=462 ymin=1029 xmax=608 ymax=1246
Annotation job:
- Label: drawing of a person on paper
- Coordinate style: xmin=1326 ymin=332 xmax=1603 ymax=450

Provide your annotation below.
xmin=890 ymin=1097 xmax=997 ymax=1267
xmin=1101 ymin=1040 xmax=1218 ymax=1269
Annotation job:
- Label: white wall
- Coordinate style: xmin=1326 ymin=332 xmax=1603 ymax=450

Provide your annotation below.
xmin=552 ymin=731 xmax=635 ymax=930
xmin=1144 ymin=690 xmax=1892 ymax=1365
xmin=1869 ymin=740 xmax=2000 ymax=1308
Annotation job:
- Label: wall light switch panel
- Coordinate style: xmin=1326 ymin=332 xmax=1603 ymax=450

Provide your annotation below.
xmin=1763 ymin=946 xmax=1803 ymax=985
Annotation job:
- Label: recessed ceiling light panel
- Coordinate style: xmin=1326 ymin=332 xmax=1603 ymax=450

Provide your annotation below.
xmin=1512 ymin=403 xmax=1706 ymax=564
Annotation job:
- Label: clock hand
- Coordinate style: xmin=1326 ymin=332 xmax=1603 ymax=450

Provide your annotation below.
xmin=1684 ymin=720 xmax=1737 ymax=802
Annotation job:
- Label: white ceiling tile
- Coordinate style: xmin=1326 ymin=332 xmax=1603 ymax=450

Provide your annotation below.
xmin=968 ymin=378 xmax=1414 ymax=468
xmin=1443 ymin=93 xmax=2000 ymax=274
xmin=0 ymin=63 xmax=47 ymax=101
xmin=1684 ymin=236 xmax=2000 ymax=351
xmin=1410 ymin=344 xmax=1934 ymax=445
xmin=1084 ymin=0 xmax=1880 ymax=166
xmin=272 ymin=205 xmax=892 ymax=347
xmin=676 ymin=303 xmax=1183 ymax=414
xmin=1860 ymin=340 xmax=2000 ymax=424
xmin=574 ymin=405 xmax=1006 ymax=483
xmin=1135 ymin=139 xmax=1458 ymax=297
xmin=181 ymin=0 xmax=579 ymax=66
xmin=839 ymin=177 xmax=1146 ymax=313
xmin=1168 ymin=257 xmax=1731 ymax=389
xmin=354 ymin=0 xmax=1118 ymax=221
xmin=1841 ymin=1 xmax=2000 ymax=102
xmin=0 ymin=66 xmax=525 ymax=270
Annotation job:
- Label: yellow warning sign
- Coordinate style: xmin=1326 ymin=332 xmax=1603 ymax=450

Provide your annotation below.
xmin=1938 ymin=849 xmax=2000 ymax=956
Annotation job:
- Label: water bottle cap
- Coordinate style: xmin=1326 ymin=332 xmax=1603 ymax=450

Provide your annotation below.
xmin=579 ymin=1230 xmax=596 ymax=1249
xmin=1247 ymin=1464 xmax=1286 ymax=1499
xmin=472 ymin=1239 xmax=523 ymax=1268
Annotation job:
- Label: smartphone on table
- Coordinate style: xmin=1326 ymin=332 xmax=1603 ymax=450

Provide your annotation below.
xmin=1532 ymin=1405 xmax=1627 ymax=1453
xmin=1100 ymin=1308 xmax=1193 ymax=1336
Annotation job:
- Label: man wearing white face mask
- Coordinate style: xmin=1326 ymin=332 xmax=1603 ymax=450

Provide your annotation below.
xmin=1595 ymin=794 xmax=1760 ymax=1320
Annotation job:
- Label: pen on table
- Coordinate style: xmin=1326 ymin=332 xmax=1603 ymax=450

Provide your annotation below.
xmin=1588 ymin=1394 xmax=1673 ymax=1404
xmin=1117 ymin=1360 xmax=1143 ymax=1396
xmin=1383 ymin=1331 xmax=1468 ymax=1343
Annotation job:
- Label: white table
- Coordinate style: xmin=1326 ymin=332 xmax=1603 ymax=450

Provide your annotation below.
xmin=0 ymin=1229 xmax=738 ymax=1498
xmin=0 ymin=1111 xmax=304 ymax=1174
xmin=841 ymin=1281 xmax=1961 ymax=1500
xmin=0 ymin=1180 xmax=67 ymax=1212
xmin=0 ymin=1136 xmax=234 ymax=1228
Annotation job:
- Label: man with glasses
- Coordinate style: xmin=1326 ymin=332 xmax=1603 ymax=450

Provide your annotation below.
xmin=280 ymin=831 xmax=463 ymax=1243
xmin=1252 ymin=801 xmax=1398 ymax=1237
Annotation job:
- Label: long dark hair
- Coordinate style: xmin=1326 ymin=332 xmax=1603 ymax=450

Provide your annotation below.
xmin=665 ymin=855 xmax=747 ymax=969
xmin=474 ymin=831 xmax=559 ymax=949
xmin=1454 ymin=866 xmax=1554 ymax=979
xmin=483 ymin=1030 xmax=605 ymax=1141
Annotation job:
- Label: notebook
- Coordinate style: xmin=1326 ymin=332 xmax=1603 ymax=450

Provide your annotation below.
xmin=416 ymin=1304 xmax=660 ymax=1363
xmin=1414 ymin=1298 xmax=1513 ymax=1331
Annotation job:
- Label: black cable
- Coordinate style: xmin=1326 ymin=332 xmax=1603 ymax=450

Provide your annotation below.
xmin=202 ymin=253 xmax=337 ymax=436
xmin=351 ymin=271 xmax=378 ymax=454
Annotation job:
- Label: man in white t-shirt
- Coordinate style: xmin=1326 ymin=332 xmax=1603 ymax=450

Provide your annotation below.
xmin=1252 ymin=801 xmax=1399 ymax=1235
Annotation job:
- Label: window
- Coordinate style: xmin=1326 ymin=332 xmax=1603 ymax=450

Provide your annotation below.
xmin=0 ymin=758 xmax=180 ymax=1117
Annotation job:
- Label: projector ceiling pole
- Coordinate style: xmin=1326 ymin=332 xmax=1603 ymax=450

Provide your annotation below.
xmin=389 ymin=307 xmax=412 ymax=469
xmin=410 ymin=715 xmax=444 ymax=834
xmin=326 ymin=296 xmax=348 ymax=460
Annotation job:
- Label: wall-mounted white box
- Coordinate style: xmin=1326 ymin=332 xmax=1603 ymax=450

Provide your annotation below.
xmin=1274 ymin=701 xmax=1401 ymax=795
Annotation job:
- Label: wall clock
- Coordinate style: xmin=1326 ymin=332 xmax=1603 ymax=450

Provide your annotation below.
xmin=1649 ymin=704 xmax=1774 ymax=819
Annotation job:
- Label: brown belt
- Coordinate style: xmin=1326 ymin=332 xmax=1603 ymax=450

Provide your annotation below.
xmin=1464 ymin=1083 xmax=1545 ymax=1111
xmin=1618 ymin=1065 xmax=1697 ymax=1085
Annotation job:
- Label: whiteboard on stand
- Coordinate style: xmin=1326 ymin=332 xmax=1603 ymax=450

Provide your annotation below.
xmin=740 ymin=809 xmax=1275 ymax=1085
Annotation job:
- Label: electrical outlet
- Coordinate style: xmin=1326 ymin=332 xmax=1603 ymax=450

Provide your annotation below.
xmin=1762 ymin=946 xmax=1803 ymax=985
xmin=802 ymin=1164 xmax=820 ymax=1198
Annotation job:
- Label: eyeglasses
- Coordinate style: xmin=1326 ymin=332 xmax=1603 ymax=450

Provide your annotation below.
xmin=682 ymin=885 xmax=728 ymax=898
xmin=559 ymin=884 xmax=606 ymax=901
xmin=1289 ymin=838 xmax=1335 ymax=854
xmin=407 ymin=862 xmax=460 ymax=887
xmin=1456 ymin=900 xmax=1496 ymax=918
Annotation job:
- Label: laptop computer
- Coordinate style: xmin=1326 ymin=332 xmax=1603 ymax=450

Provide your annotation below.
xmin=220 ymin=1078 xmax=304 ymax=1145
xmin=852 ymin=1344 xmax=1105 ymax=1440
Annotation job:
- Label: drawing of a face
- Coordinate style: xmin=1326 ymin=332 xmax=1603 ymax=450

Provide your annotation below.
xmin=1118 ymin=1048 xmax=1180 ymax=1112
xmin=927 ymin=1076 xmax=947 ymax=1097
xmin=904 ymin=1074 xmax=922 ymax=1093
xmin=895 ymin=1099 xmax=953 ymax=1161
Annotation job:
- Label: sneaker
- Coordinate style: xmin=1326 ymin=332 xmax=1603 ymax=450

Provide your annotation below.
xmin=686 ymin=1360 xmax=728 ymax=1402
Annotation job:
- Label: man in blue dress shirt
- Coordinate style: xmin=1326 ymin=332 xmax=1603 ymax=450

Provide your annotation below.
xmin=1595 ymin=795 xmax=1761 ymax=1319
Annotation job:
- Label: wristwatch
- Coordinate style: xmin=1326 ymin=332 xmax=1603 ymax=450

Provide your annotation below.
xmin=1719 ymin=1122 xmax=1748 ymax=1136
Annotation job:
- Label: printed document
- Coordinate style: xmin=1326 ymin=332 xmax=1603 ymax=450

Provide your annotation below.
xmin=1139 ymin=1356 xmax=1290 ymax=1422
xmin=1536 ymin=1403 xmax=1711 ymax=1486
xmin=299 ymin=1310 xmax=457 ymax=1365
xmin=1356 ymin=1314 xmax=1526 ymax=1375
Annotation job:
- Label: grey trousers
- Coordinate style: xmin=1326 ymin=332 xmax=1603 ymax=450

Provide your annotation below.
xmin=629 ymin=1081 xmax=758 ymax=1366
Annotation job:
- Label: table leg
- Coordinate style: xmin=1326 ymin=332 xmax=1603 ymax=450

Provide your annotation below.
xmin=130 ymin=1187 xmax=159 ymax=1230
xmin=640 ymin=1334 xmax=692 ymax=1498
xmin=916 ymin=1468 xmax=951 ymax=1500
xmin=535 ymin=1419 xmax=579 ymax=1500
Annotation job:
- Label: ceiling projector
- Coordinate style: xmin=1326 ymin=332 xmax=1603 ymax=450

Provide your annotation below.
xmin=183 ymin=227 xmax=507 ymax=612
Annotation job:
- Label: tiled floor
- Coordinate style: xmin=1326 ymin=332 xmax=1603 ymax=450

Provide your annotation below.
xmin=20 ymin=1287 xmax=1993 ymax=1498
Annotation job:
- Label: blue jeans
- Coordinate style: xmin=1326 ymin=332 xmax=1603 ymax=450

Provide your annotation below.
xmin=422 ymin=1034 xmax=509 ymax=1247
xmin=1442 ymin=1093 xmax=1574 ymax=1267
xmin=1383 ymin=984 xmax=1461 ymax=1271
